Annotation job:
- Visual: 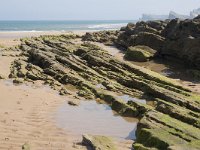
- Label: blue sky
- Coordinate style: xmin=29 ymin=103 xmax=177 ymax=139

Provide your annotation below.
xmin=0 ymin=0 xmax=200 ymax=20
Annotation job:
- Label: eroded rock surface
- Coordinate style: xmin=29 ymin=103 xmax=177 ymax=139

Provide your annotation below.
xmin=8 ymin=34 xmax=200 ymax=150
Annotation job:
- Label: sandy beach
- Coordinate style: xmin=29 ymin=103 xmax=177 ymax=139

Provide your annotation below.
xmin=0 ymin=31 xmax=133 ymax=150
xmin=0 ymin=43 xmax=83 ymax=149
xmin=1 ymin=1 xmax=200 ymax=149
xmin=1 ymin=28 xmax=200 ymax=150
xmin=0 ymin=31 xmax=88 ymax=48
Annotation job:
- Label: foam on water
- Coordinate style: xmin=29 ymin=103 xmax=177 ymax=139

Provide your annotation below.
xmin=87 ymin=23 xmax=127 ymax=30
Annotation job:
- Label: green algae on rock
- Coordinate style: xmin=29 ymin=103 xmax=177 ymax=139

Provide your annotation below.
xmin=135 ymin=111 xmax=200 ymax=150
xmin=125 ymin=46 xmax=156 ymax=62
xmin=7 ymin=34 xmax=200 ymax=150
xmin=82 ymin=134 xmax=116 ymax=150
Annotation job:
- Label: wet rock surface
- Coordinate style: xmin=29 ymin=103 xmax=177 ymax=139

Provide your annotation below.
xmin=8 ymin=34 xmax=200 ymax=150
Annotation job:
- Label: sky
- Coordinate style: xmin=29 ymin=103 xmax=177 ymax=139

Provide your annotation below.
xmin=0 ymin=0 xmax=200 ymax=20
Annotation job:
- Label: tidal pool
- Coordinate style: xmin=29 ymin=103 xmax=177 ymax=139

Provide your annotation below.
xmin=117 ymin=94 xmax=146 ymax=104
xmin=55 ymin=100 xmax=138 ymax=140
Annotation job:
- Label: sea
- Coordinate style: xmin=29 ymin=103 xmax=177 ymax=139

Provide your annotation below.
xmin=0 ymin=20 xmax=136 ymax=32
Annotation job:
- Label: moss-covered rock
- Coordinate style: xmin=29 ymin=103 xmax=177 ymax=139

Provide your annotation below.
xmin=82 ymin=134 xmax=117 ymax=150
xmin=135 ymin=111 xmax=200 ymax=150
xmin=125 ymin=46 xmax=156 ymax=62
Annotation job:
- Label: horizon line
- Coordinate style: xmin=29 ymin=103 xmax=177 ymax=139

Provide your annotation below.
xmin=0 ymin=19 xmax=138 ymax=21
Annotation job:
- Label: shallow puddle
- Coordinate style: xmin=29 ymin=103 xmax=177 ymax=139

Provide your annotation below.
xmin=96 ymin=83 xmax=106 ymax=89
xmin=1 ymin=79 xmax=140 ymax=141
xmin=117 ymin=94 xmax=146 ymax=104
xmin=55 ymin=100 xmax=138 ymax=140
xmin=1 ymin=79 xmax=53 ymax=92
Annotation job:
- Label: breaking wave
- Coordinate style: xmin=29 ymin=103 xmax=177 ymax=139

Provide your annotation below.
xmin=87 ymin=23 xmax=127 ymax=30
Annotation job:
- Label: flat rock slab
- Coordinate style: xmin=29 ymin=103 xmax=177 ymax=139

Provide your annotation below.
xmin=82 ymin=134 xmax=117 ymax=150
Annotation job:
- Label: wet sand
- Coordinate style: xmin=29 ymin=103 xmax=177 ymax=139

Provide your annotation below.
xmin=0 ymin=49 xmax=85 ymax=149
xmin=0 ymin=79 xmax=87 ymax=150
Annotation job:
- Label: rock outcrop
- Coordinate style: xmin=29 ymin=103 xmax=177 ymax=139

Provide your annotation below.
xmin=117 ymin=21 xmax=167 ymax=51
xmin=9 ymin=34 xmax=200 ymax=150
xmin=82 ymin=30 xmax=119 ymax=46
xmin=115 ymin=17 xmax=200 ymax=69
xmin=161 ymin=18 xmax=200 ymax=69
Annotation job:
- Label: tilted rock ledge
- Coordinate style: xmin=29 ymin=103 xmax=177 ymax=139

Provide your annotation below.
xmin=7 ymin=32 xmax=200 ymax=150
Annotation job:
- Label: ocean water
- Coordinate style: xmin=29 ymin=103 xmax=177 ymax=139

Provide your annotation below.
xmin=0 ymin=20 xmax=135 ymax=31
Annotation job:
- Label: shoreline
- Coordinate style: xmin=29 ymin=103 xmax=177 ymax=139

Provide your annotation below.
xmin=0 ymin=30 xmax=89 ymax=48
xmin=0 ymin=30 xmax=90 ymax=39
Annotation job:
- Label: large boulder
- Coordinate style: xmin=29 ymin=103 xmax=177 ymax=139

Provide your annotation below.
xmin=133 ymin=32 xmax=165 ymax=51
xmin=117 ymin=21 xmax=166 ymax=51
xmin=161 ymin=18 xmax=200 ymax=69
xmin=124 ymin=45 xmax=156 ymax=62
xmin=162 ymin=19 xmax=200 ymax=39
